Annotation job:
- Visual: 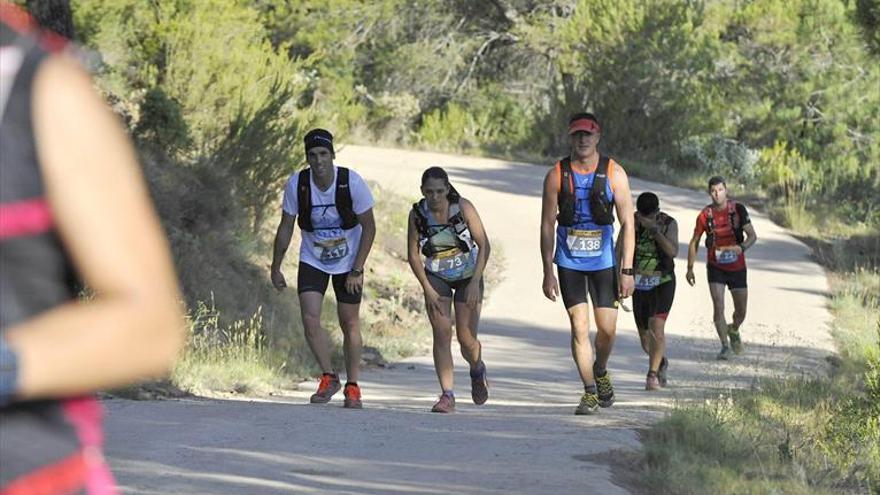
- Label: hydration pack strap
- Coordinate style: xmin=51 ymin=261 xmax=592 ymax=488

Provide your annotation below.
xmin=556 ymin=158 xmax=576 ymax=226
xmin=413 ymin=199 xmax=471 ymax=256
xmin=589 ymin=155 xmax=611 ymax=203
xmin=705 ymin=201 xmax=739 ymax=247
xmin=296 ymin=167 xmax=358 ymax=232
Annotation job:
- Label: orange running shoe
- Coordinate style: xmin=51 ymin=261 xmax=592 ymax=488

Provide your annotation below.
xmin=310 ymin=374 xmax=341 ymax=404
xmin=343 ymin=383 xmax=363 ymax=409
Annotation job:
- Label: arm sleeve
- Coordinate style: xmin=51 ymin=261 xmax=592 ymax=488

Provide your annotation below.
xmin=281 ymin=173 xmax=298 ymax=216
xmin=350 ymin=171 xmax=375 ymax=215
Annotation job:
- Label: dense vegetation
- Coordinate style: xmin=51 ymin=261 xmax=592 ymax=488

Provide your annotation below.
xmin=67 ymin=0 xmax=878 ymax=232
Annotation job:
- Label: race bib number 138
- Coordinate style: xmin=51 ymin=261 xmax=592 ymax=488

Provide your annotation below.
xmin=567 ymin=229 xmax=603 ymax=258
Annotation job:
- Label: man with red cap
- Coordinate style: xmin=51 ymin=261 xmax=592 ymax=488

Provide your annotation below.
xmin=540 ymin=112 xmax=636 ymax=415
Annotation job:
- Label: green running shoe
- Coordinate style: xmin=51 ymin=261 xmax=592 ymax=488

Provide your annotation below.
xmin=658 ymin=357 xmax=669 ymax=387
xmin=595 ymin=373 xmax=615 ymax=407
xmin=716 ymin=346 xmax=732 ymax=360
xmin=575 ymin=392 xmax=600 ymax=415
xmin=646 ymin=372 xmax=660 ymax=391
xmin=728 ymin=325 xmax=744 ymax=354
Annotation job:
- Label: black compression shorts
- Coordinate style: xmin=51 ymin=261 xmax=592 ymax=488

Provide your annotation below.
xmin=633 ymin=278 xmax=676 ymax=330
xmin=426 ymin=272 xmax=484 ymax=304
xmin=557 ymin=266 xmax=619 ymax=310
xmin=707 ymin=265 xmax=747 ymax=290
xmin=297 ymin=261 xmax=362 ymax=304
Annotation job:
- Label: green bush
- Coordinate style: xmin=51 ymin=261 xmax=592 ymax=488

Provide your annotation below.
xmin=676 ymin=135 xmax=760 ymax=180
xmin=134 ymin=87 xmax=190 ymax=155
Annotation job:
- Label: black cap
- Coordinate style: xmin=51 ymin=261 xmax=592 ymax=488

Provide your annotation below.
xmin=304 ymin=128 xmax=334 ymax=154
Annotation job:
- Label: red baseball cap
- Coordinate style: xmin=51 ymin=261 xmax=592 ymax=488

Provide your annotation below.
xmin=568 ymin=118 xmax=601 ymax=135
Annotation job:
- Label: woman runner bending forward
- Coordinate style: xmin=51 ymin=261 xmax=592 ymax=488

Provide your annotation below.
xmin=407 ymin=167 xmax=491 ymax=413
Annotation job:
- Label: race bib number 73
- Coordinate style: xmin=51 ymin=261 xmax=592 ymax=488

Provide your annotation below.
xmin=427 ymin=249 xmax=469 ymax=273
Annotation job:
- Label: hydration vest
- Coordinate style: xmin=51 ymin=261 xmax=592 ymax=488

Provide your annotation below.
xmin=296 ymin=167 xmax=359 ymax=232
xmin=704 ymin=200 xmax=745 ymax=249
xmin=557 ymin=155 xmax=614 ymax=227
xmin=636 ymin=211 xmax=675 ymax=275
xmin=411 ymin=198 xmax=472 ymax=257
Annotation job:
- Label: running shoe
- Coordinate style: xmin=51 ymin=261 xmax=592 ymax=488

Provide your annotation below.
xmin=470 ymin=361 xmax=489 ymax=405
xmin=575 ymin=392 xmax=600 ymax=415
xmin=343 ymin=383 xmax=362 ymax=409
xmin=716 ymin=346 xmax=732 ymax=361
xmin=431 ymin=392 xmax=455 ymax=413
xmin=595 ymin=372 xmax=615 ymax=407
xmin=728 ymin=325 xmax=744 ymax=354
xmin=658 ymin=357 xmax=669 ymax=387
xmin=310 ymin=374 xmax=341 ymax=403
xmin=646 ymin=372 xmax=660 ymax=391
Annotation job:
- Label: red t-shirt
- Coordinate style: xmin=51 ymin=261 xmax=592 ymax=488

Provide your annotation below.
xmin=694 ymin=201 xmax=750 ymax=271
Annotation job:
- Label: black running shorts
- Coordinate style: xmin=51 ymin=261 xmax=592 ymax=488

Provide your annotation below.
xmin=706 ymin=265 xmax=747 ymax=290
xmin=426 ymin=272 xmax=484 ymax=304
xmin=557 ymin=266 xmax=619 ymax=309
xmin=633 ymin=278 xmax=676 ymax=330
xmin=297 ymin=261 xmax=362 ymax=304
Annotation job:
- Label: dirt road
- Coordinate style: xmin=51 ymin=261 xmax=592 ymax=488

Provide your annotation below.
xmin=104 ymin=146 xmax=834 ymax=494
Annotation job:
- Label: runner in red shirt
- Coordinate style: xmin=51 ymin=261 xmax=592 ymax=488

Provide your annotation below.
xmin=686 ymin=176 xmax=758 ymax=360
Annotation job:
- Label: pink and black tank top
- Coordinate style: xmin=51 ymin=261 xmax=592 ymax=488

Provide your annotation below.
xmin=1 ymin=5 xmax=116 ymax=494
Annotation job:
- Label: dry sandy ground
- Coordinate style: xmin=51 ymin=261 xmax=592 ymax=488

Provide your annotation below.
xmin=104 ymin=146 xmax=834 ymax=494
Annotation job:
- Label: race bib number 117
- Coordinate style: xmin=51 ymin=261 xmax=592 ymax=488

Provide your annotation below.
xmin=315 ymin=237 xmax=349 ymax=263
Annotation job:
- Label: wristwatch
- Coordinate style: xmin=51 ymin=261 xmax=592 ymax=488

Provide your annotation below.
xmin=0 ymin=337 xmax=19 ymax=407
xmin=620 ymin=268 xmax=634 ymax=276
xmin=350 ymin=268 xmax=364 ymax=276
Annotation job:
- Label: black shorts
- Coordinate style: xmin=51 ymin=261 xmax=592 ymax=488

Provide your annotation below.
xmin=707 ymin=265 xmax=747 ymax=290
xmin=633 ymin=278 xmax=676 ymax=330
xmin=557 ymin=266 xmax=619 ymax=310
xmin=297 ymin=262 xmax=362 ymax=304
xmin=426 ymin=272 xmax=484 ymax=304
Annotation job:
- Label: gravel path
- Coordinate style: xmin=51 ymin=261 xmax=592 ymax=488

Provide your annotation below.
xmin=104 ymin=146 xmax=834 ymax=494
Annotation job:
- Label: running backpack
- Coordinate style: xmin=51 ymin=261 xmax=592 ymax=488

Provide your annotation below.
xmin=557 ymin=155 xmax=615 ymax=227
xmin=636 ymin=211 xmax=675 ymax=275
xmin=704 ymin=201 xmax=746 ymax=249
xmin=412 ymin=199 xmax=472 ymax=257
xmin=296 ymin=167 xmax=359 ymax=232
